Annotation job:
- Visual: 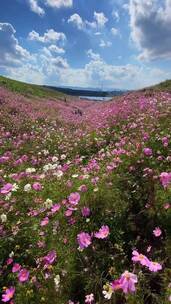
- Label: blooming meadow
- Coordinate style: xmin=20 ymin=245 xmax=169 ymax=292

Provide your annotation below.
xmin=0 ymin=86 xmax=171 ymax=303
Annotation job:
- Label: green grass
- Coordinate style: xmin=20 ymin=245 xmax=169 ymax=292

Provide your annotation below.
xmin=0 ymin=75 xmax=67 ymax=99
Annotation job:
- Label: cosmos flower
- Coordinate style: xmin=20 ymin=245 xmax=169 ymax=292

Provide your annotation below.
xmin=77 ymin=232 xmax=92 ymax=249
xmin=12 ymin=263 xmax=21 ymax=273
xmin=148 ymin=261 xmax=162 ymax=272
xmin=18 ymin=268 xmax=30 ymax=282
xmin=0 ymin=183 xmax=13 ymax=194
xmin=85 ymin=293 xmax=94 ymax=303
xmin=143 ymin=148 xmax=153 ymax=156
xmin=120 ymin=271 xmax=138 ymax=294
xmin=68 ymin=192 xmax=80 ymax=205
xmin=2 ymin=287 xmax=15 ymax=302
xmin=132 ymin=250 xmax=150 ymax=267
xmin=94 ymin=225 xmax=110 ymax=239
xmin=153 ymin=227 xmax=162 ymax=237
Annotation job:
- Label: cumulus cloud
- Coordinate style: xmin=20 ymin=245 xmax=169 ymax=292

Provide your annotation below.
xmin=68 ymin=13 xmax=84 ymax=30
xmin=112 ymin=10 xmax=120 ymax=22
xmin=87 ymin=49 xmax=101 ymax=61
xmin=28 ymin=29 xmax=66 ymax=43
xmin=0 ymin=23 xmax=31 ymax=67
xmin=45 ymin=0 xmax=73 ymax=8
xmin=48 ymin=44 xmax=65 ymax=54
xmin=68 ymin=11 xmax=108 ymax=31
xmin=28 ymin=0 xmax=45 ymax=16
xmin=129 ymin=0 xmax=171 ymax=60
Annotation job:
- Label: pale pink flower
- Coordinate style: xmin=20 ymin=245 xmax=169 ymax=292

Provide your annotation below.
xmin=153 ymin=227 xmax=162 ymax=237
xmin=85 ymin=293 xmax=94 ymax=303
xmin=132 ymin=250 xmax=150 ymax=267
xmin=32 ymin=182 xmax=42 ymax=191
xmin=2 ymin=287 xmax=15 ymax=302
xmin=41 ymin=217 xmax=49 ymax=226
xmin=148 ymin=261 xmax=162 ymax=272
xmin=77 ymin=232 xmax=92 ymax=249
xmin=94 ymin=225 xmax=110 ymax=239
xmin=120 ymin=271 xmax=138 ymax=294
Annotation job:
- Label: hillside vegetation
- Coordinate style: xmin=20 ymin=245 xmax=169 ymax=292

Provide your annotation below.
xmin=0 ymin=82 xmax=171 ymax=304
xmin=0 ymin=75 xmax=66 ymax=99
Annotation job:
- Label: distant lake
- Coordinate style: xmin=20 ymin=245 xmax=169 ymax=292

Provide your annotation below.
xmin=79 ymin=96 xmax=112 ymax=101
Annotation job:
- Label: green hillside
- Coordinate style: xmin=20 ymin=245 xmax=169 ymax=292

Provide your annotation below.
xmin=0 ymin=75 xmax=66 ymax=99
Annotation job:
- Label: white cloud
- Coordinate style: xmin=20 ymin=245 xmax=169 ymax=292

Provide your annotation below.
xmin=28 ymin=29 xmax=66 ymax=43
xmin=112 ymin=10 xmax=120 ymax=22
xmin=129 ymin=0 xmax=171 ymax=60
xmin=94 ymin=12 xmax=108 ymax=28
xmin=68 ymin=13 xmax=84 ymax=30
xmin=45 ymin=0 xmax=73 ymax=8
xmin=99 ymin=39 xmax=112 ymax=48
xmin=87 ymin=49 xmax=101 ymax=61
xmin=48 ymin=44 xmax=65 ymax=54
xmin=28 ymin=0 xmax=45 ymax=16
xmin=0 ymin=23 xmax=31 ymax=67
xmin=111 ymin=27 xmax=120 ymax=36
xmin=68 ymin=11 xmax=108 ymax=31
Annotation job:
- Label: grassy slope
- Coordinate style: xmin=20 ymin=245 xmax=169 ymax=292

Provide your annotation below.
xmin=0 ymin=75 xmax=66 ymax=99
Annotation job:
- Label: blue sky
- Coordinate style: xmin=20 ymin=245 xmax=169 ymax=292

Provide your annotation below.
xmin=0 ymin=0 xmax=171 ymax=89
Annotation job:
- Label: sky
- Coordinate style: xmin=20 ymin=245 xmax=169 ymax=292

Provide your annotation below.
xmin=0 ymin=0 xmax=171 ymax=90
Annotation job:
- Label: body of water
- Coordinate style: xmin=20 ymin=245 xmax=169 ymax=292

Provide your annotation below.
xmin=79 ymin=96 xmax=112 ymax=101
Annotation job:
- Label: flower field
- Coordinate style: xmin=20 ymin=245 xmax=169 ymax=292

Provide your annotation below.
xmin=0 ymin=85 xmax=171 ymax=304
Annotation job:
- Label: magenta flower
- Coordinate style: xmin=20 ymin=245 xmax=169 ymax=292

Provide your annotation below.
xmin=51 ymin=204 xmax=61 ymax=213
xmin=153 ymin=227 xmax=162 ymax=237
xmin=148 ymin=261 xmax=162 ymax=272
xmin=111 ymin=279 xmax=122 ymax=291
xmin=81 ymin=207 xmax=90 ymax=217
xmin=94 ymin=225 xmax=110 ymax=239
xmin=120 ymin=271 xmax=138 ymax=294
xmin=0 ymin=183 xmax=13 ymax=194
xmin=2 ymin=287 xmax=15 ymax=302
xmin=143 ymin=148 xmax=152 ymax=156
xmin=77 ymin=232 xmax=92 ymax=249
xmin=68 ymin=192 xmax=80 ymax=206
xmin=12 ymin=263 xmax=21 ymax=273
xmin=160 ymin=172 xmax=171 ymax=188
xmin=18 ymin=268 xmax=30 ymax=282
xmin=32 ymin=182 xmax=42 ymax=191
xmin=43 ymin=250 xmax=57 ymax=265
xmin=132 ymin=250 xmax=150 ymax=267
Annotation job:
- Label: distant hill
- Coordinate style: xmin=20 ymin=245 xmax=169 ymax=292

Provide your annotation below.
xmin=141 ymin=79 xmax=171 ymax=93
xmin=0 ymin=75 xmax=66 ymax=99
xmin=44 ymin=85 xmax=126 ymax=97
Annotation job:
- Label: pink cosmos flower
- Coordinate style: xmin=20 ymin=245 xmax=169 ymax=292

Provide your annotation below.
xmin=68 ymin=192 xmax=80 ymax=206
xmin=32 ymin=182 xmax=42 ymax=191
xmin=148 ymin=261 xmax=162 ymax=272
xmin=94 ymin=225 xmax=110 ymax=239
xmin=120 ymin=271 xmax=138 ymax=294
xmin=153 ymin=227 xmax=162 ymax=237
xmin=85 ymin=293 xmax=94 ymax=303
xmin=81 ymin=207 xmax=90 ymax=217
xmin=12 ymin=263 xmax=21 ymax=273
xmin=132 ymin=250 xmax=150 ymax=267
xmin=111 ymin=279 xmax=122 ymax=291
xmin=77 ymin=232 xmax=92 ymax=249
xmin=160 ymin=172 xmax=171 ymax=188
xmin=18 ymin=268 xmax=30 ymax=282
xmin=2 ymin=287 xmax=15 ymax=302
xmin=0 ymin=183 xmax=13 ymax=194
xmin=41 ymin=217 xmax=49 ymax=226
xmin=51 ymin=204 xmax=61 ymax=213
xmin=143 ymin=148 xmax=152 ymax=156
xmin=164 ymin=203 xmax=171 ymax=210
xmin=43 ymin=250 xmax=57 ymax=265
